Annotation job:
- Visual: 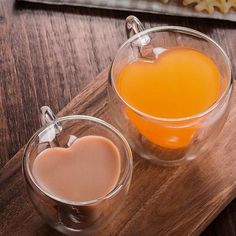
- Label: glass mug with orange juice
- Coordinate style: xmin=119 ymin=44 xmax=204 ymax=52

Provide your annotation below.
xmin=107 ymin=16 xmax=233 ymax=165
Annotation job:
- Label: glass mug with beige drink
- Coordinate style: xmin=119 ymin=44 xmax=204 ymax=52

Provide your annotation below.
xmin=108 ymin=16 xmax=232 ymax=165
xmin=22 ymin=106 xmax=132 ymax=235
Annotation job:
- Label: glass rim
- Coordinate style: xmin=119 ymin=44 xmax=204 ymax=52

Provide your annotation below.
xmin=22 ymin=115 xmax=133 ymax=206
xmin=111 ymin=25 xmax=233 ymax=122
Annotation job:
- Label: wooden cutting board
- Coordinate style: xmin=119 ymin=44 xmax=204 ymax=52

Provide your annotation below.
xmin=0 ymin=69 xmax=236 ymax=236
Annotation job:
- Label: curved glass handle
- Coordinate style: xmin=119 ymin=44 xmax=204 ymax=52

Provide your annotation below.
xmin=40 ymin=106 xmax=62 ymax=133
xmin=126 ymin=15 xmax=145 ymax=37
xmin=125 ymin=15 xmax=150 ymax=46
xmin=125 ymin=15 xmax=155 ymax=60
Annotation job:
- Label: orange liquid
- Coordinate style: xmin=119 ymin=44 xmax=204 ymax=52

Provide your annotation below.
xmin=116 ymin=47 xmax=220 ymax=149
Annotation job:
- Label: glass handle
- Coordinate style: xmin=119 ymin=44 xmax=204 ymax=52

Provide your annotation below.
xmin=126 ymin=15 xmax=145 ymax=38
xmin=40 ymin=106 xmax=62 ymax=133
xmin=125 ymin=15 xmax=150 ymax=46
xmin=125 ymin=15 xmax=155 ymax=60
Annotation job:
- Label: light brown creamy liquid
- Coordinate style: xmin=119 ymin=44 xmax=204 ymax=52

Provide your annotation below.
xmin=32 ymin=135 xmax=121 ymax=202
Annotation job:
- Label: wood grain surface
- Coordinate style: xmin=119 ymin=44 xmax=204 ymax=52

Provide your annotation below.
xmin=1 ymin=68 xmax=236 ymax=236
xmin=0 ymin=0 xmax=235 ymax=235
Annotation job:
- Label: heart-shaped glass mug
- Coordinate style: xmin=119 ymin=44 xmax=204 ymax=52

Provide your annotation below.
xmin=22 ymin=106 xmax=133 ymax=235
xmin=107 ymin=16 xmax=233 ymax=166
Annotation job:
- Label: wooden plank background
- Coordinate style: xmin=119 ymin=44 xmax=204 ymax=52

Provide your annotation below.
xmin=0 ymin=0 xmax=235 ymax=234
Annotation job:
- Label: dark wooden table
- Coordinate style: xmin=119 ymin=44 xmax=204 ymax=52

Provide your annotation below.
xmin=0 ymin=0 xmax=235 ymax=235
